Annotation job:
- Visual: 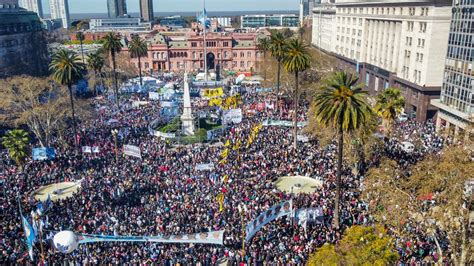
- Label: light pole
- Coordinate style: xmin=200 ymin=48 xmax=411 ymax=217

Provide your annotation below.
xmin=111 ymin=129 xmax=119 ymax=162
xmin=238 ymin=204 xmax=247 ymax=263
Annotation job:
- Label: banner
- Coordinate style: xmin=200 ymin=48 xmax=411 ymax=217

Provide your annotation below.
xmin=149 ymin=92 xmax=160 ymax=100
xmin=202 ymin=87 xmax=224 ymax=98
xmin=262 ymin=120 xmax=308 ymax=127
xmin=123 ymin=145 xmax=141 ymax=159
xmin=92 ymin=146 xmax=100 ymax=153
xmin=161 ymin=101 xmax=177 ymax=108
xmin=82 ymin=146 xmax=92 ymax=153
xmin=245 ymin=200 xmax=293 ymax=242
xmin=287 ymin=133 xmax=310 ymax=142
xmin=195 ymin=163 xmax=214 ymax=171
xmin=255 ymin=88 xmax=272 ymax=93
xmin=77 ymin=230 xmax=224 ymax=245
xmin=222 ymin=109 xmax=242 ymax=125
xmin=296 ymin=207 xmax=324 ymax=225
xmin=206 ymin=127 xmax=224 ymax=141
xmin=32 ymin=147 xmax=56 ymax=161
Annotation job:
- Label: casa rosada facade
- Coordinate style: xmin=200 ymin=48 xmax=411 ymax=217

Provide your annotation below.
xmin=122 ymin=31 xmax=266 ymax=73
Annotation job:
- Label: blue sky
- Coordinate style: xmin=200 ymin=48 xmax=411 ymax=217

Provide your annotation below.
xmin=42 ymin=0 xmax=299 ymax=13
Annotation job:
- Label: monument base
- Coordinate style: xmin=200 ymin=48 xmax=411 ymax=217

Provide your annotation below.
xmin=181 ymin=116 xmax=195 ymax=136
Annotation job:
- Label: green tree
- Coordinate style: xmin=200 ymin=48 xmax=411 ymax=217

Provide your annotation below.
xmin=283 ymin=38 xmax=311 ymax=149
xmin=312 ymin=71 xmax=372 ymax=228
xmin=102 ymin=32 xmax=123 ymax=109
xmin=256 ymin=37 xmax=270 ymax=82
xmin=128 ymin=35 xmax=148 ymax=87
xmin=373 ymin=87 xmax=405 ymax=133
xmin=363 ymin=146 xmax=474 ymax=265
xmin=49 ymin=49 xmax=85 ymax=149
xmin=269 ymin=31 xmax=288 ymax=99
xmin=308 ymin=225 xmax=399 ymax=266
xmin=2 ymin=129 xmax=30 ymax=166
xmin=87 ymin=50 xmax=105 ymax=96
xmin=75 ymin=31 xmax=85 ymax=64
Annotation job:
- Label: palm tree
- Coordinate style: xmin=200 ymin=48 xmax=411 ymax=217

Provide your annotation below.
xmin=128 ymin=35 xmax=148 ymax=87
xmin=374 ymin=87 xmax=405 ymax=133
xmin=269 ymin=31 xmax=288 ymax=99
xmin=2 ymin=129 xmax=29 ymax=166
xmin=102 ymin=32 xmax=123 ymax=109
xmin=257 ymin=37 xmax=270 ymax=82
xmin=283 ymin=38 xmax=311 ymax=149
xmin=75 ymin=31 xmax=85 ymax=64
xmin=87 ymin=50 xmax=105 ymax=96
xmin=313 ymin=71 xmax=372 ymax=228
xmin=49 ymin=49 xmax=85 ymax=149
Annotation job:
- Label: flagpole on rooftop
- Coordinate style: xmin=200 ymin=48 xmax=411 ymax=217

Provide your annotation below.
xmin=203 ymin=0 xmax=208 ymax=82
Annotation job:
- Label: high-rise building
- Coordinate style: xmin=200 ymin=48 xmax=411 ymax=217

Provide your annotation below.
xmin=49 ymin=0 xmax=70 ymax=29
xmin=431 ymin=0 xmax=473 ymax=137
xmin=0 ymin=0 xmax=49 ymax=77
xmin=18 ymin=0 xmax=43 ymax=18
xmin=140 ymin=0 xmax=154 ymax=22
xmin=311 ymin=0 xmax=453 ymax=122
xmin=107 ymin=0 xmax=127 ymax=18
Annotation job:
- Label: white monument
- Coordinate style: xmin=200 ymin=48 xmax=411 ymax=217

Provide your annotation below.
xmin=181 ymin=72 xmax=195 ymax=136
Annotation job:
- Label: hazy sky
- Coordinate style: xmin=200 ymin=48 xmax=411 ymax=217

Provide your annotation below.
xmin=42 ymin=0 xmax=299 ymax=14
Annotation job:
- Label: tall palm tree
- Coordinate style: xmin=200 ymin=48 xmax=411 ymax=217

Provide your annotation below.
xmin=2 ymin=129 xmax=29 ymax=166
xmin=257 ymin=37 xmax=270 ymax=82
xmin=75 ymin=31 xmax=85 ymax=64
xmin=49 ymin=49 xmax=85 ymax=149
xmin=102 ymin=32 xmax=123 ymax=109
xmin=269 ymin=31 xmax=288 ymax=99
xmin=313 ymin=71 xmax=372 ymax=228
xmin=374 ymin=87 xmax=405 ymax=133
xmin=283 ymin=38 xmax=311 ymax=149
xmin=128 ymin=35 xmax=148 ymax=87
xmin=87 ymin=50 xmax=105 ymax=96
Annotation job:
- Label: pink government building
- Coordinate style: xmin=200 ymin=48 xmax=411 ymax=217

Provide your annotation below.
xmin=122 ymin=29 xmax=267 ymax=73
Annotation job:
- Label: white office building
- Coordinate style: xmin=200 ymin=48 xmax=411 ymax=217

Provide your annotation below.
xmin=214 ymin=17 xmax=232 ymax=28
xmin=312 ymin=0 xmax=453 ymax=121
xmin=49 ymin=0 xmax=70 ymax=29
xmin=90 ymin=18 xmax=152 ymax=32
xmin=18 ymin=0 xmax=43 ymax=18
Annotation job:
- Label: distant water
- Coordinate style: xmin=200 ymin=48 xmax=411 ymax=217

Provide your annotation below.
xmin=43 ymin=10 xmax=298 ymax=20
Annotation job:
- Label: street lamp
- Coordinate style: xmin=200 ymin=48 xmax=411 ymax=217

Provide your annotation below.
xmin=111 ymin=129 xmax=119 ymax=162
xmin=237 ymin=204 xmax=247 ymax=263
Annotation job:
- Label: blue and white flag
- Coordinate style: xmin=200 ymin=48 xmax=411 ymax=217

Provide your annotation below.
xmin=197 ymin=9 xmax=211 ymax=28
xmin=21 ymin=215 xmax=36 ymax=261
xmin=36 ymin=202 xmax=44 ymax=216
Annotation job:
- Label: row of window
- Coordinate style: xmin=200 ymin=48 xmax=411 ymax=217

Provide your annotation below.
xmin=405 ymin=37 xmax=426 ymax=48
xmin=401 ymin=66 xmax=422 ymax=84
xmin=406 ymin=21 xmax=427 ymax=33
xmin=136 ymin=60 xmax=254 ymax=69
xmin=338 ymin=6 xmax=430 ymax=17
xmin=190 ymin=41 xmax=230 ymax=48
xmin=148 ymin=51 xmax=259 ymax=60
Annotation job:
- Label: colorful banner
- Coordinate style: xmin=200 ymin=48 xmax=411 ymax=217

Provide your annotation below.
xmin=262 ymin=120 xmax=308 ymax=127
xmin=245 ymin=200 xmax=293 ymax=242
xmin=77 ymin=230 xmax=224 ymax=245
xmin=123 ymin=145 xmax=142 ymax=159
xmin=296 ymin=207 xmax=324 ymax=225
xmin=222 ymin=109 xmax=242 ymax=125
xmin=32 ymin=147 xmax=56 ymax=161
xmin=149 ymin=92 xmax=160 ymax=100
xmin=202 ymin=87 xmax=224 ymax=98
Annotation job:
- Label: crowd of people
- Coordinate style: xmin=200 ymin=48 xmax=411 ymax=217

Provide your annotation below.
xmin=0 ymin=77 xmax=448 ymax=264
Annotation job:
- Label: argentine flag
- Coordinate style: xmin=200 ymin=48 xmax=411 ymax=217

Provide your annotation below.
xmin=197 ymin=9 xmax=211 ymax=29
xmin=22 ymin=215 xmax=36 ymax=261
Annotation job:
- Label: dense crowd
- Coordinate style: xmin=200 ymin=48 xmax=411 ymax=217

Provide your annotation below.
xmin=0 ymin=79 xmax=447 ymax=264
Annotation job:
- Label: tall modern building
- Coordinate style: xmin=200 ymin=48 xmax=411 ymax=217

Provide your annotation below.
xmin=107 ymin=0 xmax=127 ymax=18
xmin=140 ymin=0 xmax=154 ymax=22
xmin=311 ymin=0 xmax=453 ymax=122
xmin=18 ymin=0 xmax=43 ymax=18
xmin=49 ymin=0 xmax=70 ymax=29
xmin=431 ymin=0 xmax=473 ymax=136
xmin=0 ymin=0 xmax=49 ymax=77
xmin=241 ymin=14 xmax=300 ymax=28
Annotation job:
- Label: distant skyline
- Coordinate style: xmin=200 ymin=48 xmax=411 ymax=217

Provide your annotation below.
xmin=40 ymin=0 xmax=300 ymax=14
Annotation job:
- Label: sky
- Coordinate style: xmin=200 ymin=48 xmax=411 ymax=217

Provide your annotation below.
xmin=41 ymin=0 xmax=300 ymax=14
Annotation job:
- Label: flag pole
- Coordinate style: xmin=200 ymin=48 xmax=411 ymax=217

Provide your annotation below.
xmin=203 ymin=0 xmax=208 ymax=82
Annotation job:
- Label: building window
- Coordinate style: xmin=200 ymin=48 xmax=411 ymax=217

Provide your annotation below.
xmin=419 ymin=22 xmax=427 ymax=33
xmin=240 ymin=61 xmax=244 ymax=68
xmin=223 ymin=42 xmax=228 ymax=47
xmin=191 ymin=42 xmax=197 ymax=47
xmin=224 ymin=51 xmax=228 ymax=58
xmin=407 ymin=21 xmax=414 ymax=31
xmin=145 ymin=62 xmax=149 ymax=68
xmin=240 ymin=52 xmax=245 ymax=58
xmin=233 ymin=52 xmax=237 ymax=57
xmin=247 ymin=52 xmax=251 ymax=58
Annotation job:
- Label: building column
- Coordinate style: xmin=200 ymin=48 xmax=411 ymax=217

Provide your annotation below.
xmin=435 ymin=114 xmax=442 ymax=132
xmin=453 ymin=125 xmax=460 ymax=142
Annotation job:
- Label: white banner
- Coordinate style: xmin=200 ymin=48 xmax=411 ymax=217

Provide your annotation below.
xmin=149 ymin=92 xmax=160 ymax=100
xmin=195 ymin=163 xmax=214 ymax=171
xmin=223 ymin=109 xmax=242 ymax=125
xmin=123 ymin=145 xmax=142 ymax=159
xmin=78 ymin=230 xmax=224 ymax=245
xmin=161 ymin=101 xmax=176 ymax=108
xmin=92 ymin=146 xmax=100 ymax=153
xmin=82 ymin=146 xmax=92 ymax=153
xmin=245 ymin=200 xmax=293 ymax=242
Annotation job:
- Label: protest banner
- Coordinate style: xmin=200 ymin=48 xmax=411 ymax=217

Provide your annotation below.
xmin=262 ymin=120 xmax=308 ymax=127
xmin=222 ymin=109 xmax=242 ymax=125
xmin=123 ymin=145 xmax=142 ymax=159
xmin=202 ymin=88 xmax=224 ymax=98
xmin=255 ymin=88 xmax=272 ymax=93
xmin=195 ymin=163 xmax=214 ymax=171
xmin=82 ymin=146 xmax=92 ymax=153
xmin=148 ymin=92 xmax=160 ymax=100
xmin=245 ymin=200 xmax=293 ymax=242
xmin=32 ymin=148 xmax=56 ymax=161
